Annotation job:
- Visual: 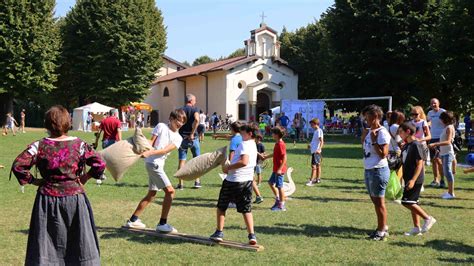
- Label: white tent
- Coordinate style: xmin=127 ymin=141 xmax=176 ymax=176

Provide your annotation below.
xmin=72 ymin=102 xmax=114 ymax=131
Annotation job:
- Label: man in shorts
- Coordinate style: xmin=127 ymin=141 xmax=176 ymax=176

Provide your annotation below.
xmin=427 ymin=98 xmax=446 ymax=187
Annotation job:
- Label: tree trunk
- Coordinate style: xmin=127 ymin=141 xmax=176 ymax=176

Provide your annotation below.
xmin=0 ymin=93 xmax=14 ymax=126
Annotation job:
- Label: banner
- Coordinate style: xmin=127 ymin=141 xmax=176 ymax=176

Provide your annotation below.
xmin=281 ymin=100 xmax=325 ymax=136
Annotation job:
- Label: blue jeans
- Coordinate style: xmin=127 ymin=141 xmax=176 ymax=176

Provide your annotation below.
xmin=441 ymin=153 xmax=455 ymax=182
xmin=102 ymin=139 xmax=116 ymax=149
xmin=178 ymin=137 xmax=200 ymax=160
xmin=364 ymin=166 xmax=390 ymax=197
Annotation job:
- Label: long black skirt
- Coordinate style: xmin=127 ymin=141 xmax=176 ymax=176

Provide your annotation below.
xmin=26 ymin=192 xmax=100 ymax=266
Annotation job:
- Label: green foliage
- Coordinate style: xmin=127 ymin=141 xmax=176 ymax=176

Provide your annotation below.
xmin=192 ymin=55 xmax=214 ymax=66
xmin=57 ymin=0 xmax=166 ymax=107
xmin=0 ymin=0 xmax=59 ymax=110
xmin=226 ymin=48 xmax=246 ymax=58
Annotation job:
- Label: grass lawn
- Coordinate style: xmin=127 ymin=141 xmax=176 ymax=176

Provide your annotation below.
xmin=1 ymin=128 xmax=473 ymax=264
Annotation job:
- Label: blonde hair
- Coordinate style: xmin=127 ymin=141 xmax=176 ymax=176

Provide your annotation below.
xmin=310 ymin=118 xmax=320 ymax=125
xmin=411 ymin=106 xmax=426 ymax=121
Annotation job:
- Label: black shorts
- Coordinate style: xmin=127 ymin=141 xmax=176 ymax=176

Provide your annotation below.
xmin=429 ymin=139 xmax=440 ymax=159
xmin=401 ymin=183 xmax=423 ymax=205
xmin=311 ymin=153 xmax=322 ymax=166
xmin=197 ymin=124 xmax=205 ymax=134
xmin=217 ymin=180 xmax=253 ymax=213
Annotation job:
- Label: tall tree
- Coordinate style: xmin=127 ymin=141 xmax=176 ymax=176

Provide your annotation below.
xmin=58 ymin=0 xmax=166 ymax=107
xmin=192 ymin=55 xmax=214 ymax=66
xmin=0 ymin=0 xmax=59 ymax=122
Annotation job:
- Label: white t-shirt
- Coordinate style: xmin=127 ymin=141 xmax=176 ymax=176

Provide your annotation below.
xmin=427 ymin=108 xmax=446 ymax=139
xmin=363 ymin=127 xmax=391 ymax=169
xmin=310 ymin=128 xmax=324 ymax=153
xmin=199 ymin=113 xmax=206 ymax=125
xmin=388 ymin=124 xmax=402 ymax=152
xmin=439 ymin=125 xmax=454 ymax=156
xmin=145 ymin=123 xmax=182 ymax=164
xmin=411 ymin=119 xmax=429 ymax=140
xmin=225 ymin=139 xmax=257 ymax=182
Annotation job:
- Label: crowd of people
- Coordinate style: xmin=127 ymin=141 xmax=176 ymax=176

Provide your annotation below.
xmin=7 ymin=93 xmax=474 ymax=264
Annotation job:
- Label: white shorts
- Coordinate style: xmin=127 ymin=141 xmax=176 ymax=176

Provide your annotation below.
xmin=145 ymin=161 xmax=171 ymax=191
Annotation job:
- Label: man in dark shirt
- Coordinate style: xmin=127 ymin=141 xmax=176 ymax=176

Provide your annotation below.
xmin=399 ymin=122 xmax=436 ymax=236
xmin=278 ymin=112 xmax=290 ymax=128
xmin=97 ymin=109 xmax=122 ymax=149
xmin=177 ymin=94 xmax=201 ymax=189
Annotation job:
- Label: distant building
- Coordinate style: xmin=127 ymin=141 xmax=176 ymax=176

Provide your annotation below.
xmin=145 ymin=23 xmax=298 ymax=123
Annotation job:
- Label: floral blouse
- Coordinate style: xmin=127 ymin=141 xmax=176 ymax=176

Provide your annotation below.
xmin=12 ymin=137 xmax=106 ymax=197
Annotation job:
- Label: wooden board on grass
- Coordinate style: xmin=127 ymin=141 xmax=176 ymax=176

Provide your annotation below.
xmin=121 ymin=226 xmax=264 ymax=252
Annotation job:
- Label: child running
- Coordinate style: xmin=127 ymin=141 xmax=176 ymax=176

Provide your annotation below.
xmin=264 ymin=126 xmax=288 ymax=211
xmin=306 ymin=118 xmax=324 ymax=186
xmin=3 ymin=113 xmax=18 ymax=136
xmin=398 ymin=122 xmax=437 ymax=235
xmin=125 ymin=109 xmax=186 ymax=233
xmin=210 ymin=123 xmax=259 ymax=245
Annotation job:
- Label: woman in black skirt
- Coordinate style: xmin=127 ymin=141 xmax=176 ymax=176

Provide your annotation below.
xmin=12 ymin=106 xmax=106 ymax=265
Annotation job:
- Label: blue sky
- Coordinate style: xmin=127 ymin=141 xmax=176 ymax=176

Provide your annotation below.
xmin=55 ymin=0 xmax=334 ymax=63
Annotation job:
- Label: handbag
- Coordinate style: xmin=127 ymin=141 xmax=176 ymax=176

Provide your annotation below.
xmin=387 ymin=127 xmax=402 ymax=170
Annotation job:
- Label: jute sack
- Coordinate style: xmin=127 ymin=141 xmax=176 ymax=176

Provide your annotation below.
xmin=99 ymin=128 xmax=153 ymax=181
xmin=174 ymin=146 xmax=227 ymax=181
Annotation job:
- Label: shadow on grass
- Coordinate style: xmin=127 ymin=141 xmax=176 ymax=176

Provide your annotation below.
xmin=171 ymin=197 xmax=216 ymax=208
xmin=286 ymin=146 xmax=362 ymax=159
xmin=97 ymin=226 xmax=183 ymax=245
xmin=391 ymin=239 xmax=474 ymax=260
xmin=326 ymin=177 xmax=364 ymax=184
xmin=227 ymin=223 xmax=367 ymax=240
xmin=292 ymin=196 xmax=367 ymax=203
xmin=422 ymin=201 xmax=474 ymax=210
xmin=14 ymin=229 xmax=29 ymax=235
xmin=101 ymin=183 xmax=148 ymax=188
xmin=317 ymin=184 xmax=366 ymax=191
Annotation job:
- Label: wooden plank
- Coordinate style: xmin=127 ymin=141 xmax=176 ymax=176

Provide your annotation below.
xmin=121 ymin=227 xmax=264 ymax=252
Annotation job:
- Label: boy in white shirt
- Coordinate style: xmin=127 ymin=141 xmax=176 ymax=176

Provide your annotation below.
xmin=306 ymin=118 xmax=324 ymax=186
xmin=210 ymin=124 xmax=259 ymax=245
xmin=125 ymin=110 xmax=187 ymax=233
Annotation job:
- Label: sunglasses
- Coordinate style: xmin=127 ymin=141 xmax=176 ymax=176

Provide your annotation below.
xmin=411 ymin=113 xmax=419 ymax=116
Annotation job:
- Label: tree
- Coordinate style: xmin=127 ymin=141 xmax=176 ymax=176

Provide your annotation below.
xmin=58 ymin=0 xmax=166 ymax=107
xmin=192 ymin=55 xmax=214 ymax=66
xmin=0 ymin=0 xmax=59 ymax=122
xmin=227 ymin=48 xmax=245 ymax=58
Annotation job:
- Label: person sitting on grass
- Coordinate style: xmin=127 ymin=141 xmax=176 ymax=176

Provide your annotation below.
xmin=125 ymin=109 xmax=187 ymax=233
xmin=398 ymin=122 xmax=437 ymax=236
xmin=306 ymin=118 xmax=324 ymax=186
xmin=264 ymin=126 xmax=288 ymax=211
xmin=210 ymin=123 xmax=259 ymax=245
xmin=12 ymin=105 xmax=106 ymax=265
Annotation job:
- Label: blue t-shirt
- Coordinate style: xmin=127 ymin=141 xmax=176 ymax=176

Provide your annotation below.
xmin=279 ymin=116 xmax=290 ymax=127
xmin=229 ymin=134 xmax=243 ymax=152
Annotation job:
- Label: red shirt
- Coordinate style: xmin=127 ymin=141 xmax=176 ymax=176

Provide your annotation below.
xmin=99 ymin=116 xmax=121 ymax=141
xmin=273 ymin=140 xmax=287 ymax=173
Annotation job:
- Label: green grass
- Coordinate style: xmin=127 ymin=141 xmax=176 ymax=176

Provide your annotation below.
xmin=1 ymin=129 xmax=473 ymax=264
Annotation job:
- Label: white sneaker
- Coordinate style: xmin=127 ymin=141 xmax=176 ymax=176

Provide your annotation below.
xmin=404 ymin=227 xmax=422 ymax=236
xmin=305 ymin=180 xmax=315 ymax=187
xmin=124 ymin=219 xmax=146 ymax=229
xmin=156 ymin=223 xmax=177 ymax=233
xmin=441 ymin=192 xmax=455 ymax=199
xmin=421 ymin=216 xmax=437 ymax=233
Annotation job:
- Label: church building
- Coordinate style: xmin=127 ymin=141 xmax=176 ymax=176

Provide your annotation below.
xmin=145 ymin=23 xmax=298 ymax=122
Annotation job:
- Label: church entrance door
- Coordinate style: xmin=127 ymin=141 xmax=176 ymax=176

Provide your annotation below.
xmin=256 ymin=91 xmax=271 ymax=118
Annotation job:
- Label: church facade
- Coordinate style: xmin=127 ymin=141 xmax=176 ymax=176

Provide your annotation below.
xmin=145 ymin=23 xmax=298 ymax=122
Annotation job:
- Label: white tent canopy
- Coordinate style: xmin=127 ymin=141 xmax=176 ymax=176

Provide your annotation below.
xmin=72 ymin=102 xmax=114 ymax=131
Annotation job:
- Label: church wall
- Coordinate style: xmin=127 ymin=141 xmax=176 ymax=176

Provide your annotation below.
xmin=156 ymin=59 xmax=180 ymax=77
xmin=184 ymin=75 xmax=206 ymax=113
xmin=145 ymin=79 xmax=185 ymax=122
xmin=206 ymin=71 xmax=227 ymax=117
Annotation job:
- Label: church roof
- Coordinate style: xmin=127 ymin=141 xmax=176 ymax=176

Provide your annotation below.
xmin=162 ymin=55 xmax=188 ymax=69
xmin=153 ymin=55 xmax=294 ymax=84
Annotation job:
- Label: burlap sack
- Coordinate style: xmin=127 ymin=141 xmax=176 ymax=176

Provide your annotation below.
xmin=98 ymin=128 xmax=153 ymax=181
xmin=174 ymin=146 xmax=227 ymax=181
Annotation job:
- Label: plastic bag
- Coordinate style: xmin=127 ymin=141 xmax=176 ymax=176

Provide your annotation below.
xmin=386 ymin=170 xmax=402 ymax=200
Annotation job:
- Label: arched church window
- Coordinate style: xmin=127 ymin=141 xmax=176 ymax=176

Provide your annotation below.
xmin=163 ymin=87 xmax=169 ymax=97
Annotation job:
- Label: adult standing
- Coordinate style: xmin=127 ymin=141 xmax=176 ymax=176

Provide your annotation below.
xmin=198 ymin=110 xmax=206 ymax=142
xmin=177 ymin=94 xmax=202 ymax=189
xmin=86 ymin=112 xmax=93 ymax=132
xmin=211 ymin=112 xmax=219 ymax=134
xmin=427 ymin=98 xmax=446 ymax=188
xmin=278 ymin=112 xmax=290 ymax=129
xmin=97 ymin=109 xmax=122 ymax=149
xmin=361 ymin=105 xmax=391 ymax=241
xmin=20 ymin=109 xmax=26 ymax=133
xmin=298 ymin=113 xmax=306 ymax=140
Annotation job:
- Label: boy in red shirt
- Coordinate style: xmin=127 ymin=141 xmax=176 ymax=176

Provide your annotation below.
xmin=264 ymin=126 xmax=288 ymax=211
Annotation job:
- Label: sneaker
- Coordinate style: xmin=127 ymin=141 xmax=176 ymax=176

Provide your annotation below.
xmin=305 ymin=180 xmax=315 ymax=187
xmin=156 ymin=223 xmax=177 ymax=233
xmin=248 ymin=233 xmax=257 ymax=245
xmin=368 ymin=231 xmax=387 ymax=241
xmin=253 ymin=196 xmax=264 ymax=204
xmin=270 ymin=199 xmax=280 ymax=209
xmin=367 ymin=226 xmax=389 ymax=237
xmin=271 ymin=203 xmax=287 ymax=212
xmin=421 ymin=216 xmax=437 ymax=233
xmin=315 ymin=178 xmax=321 ymax=183
xmin=429 ymin=181 xmax=440 ymax=188
xmin=441 ymin=192 xmax=455 ymax=199
xmin=193 ymin=181 xmax=202 ymax=189
xmin=404 ymin=227 xmax=422 ymax=236
xmin=228 ymin=202 xmax=237 ymax=208
xmin=210 ymin=230 xmax=224 ymax=242
xmin=176 ymin=184 xmax=184 ymax=190
xmin=124 ymin=219 xmax=146 ymax=229
xmin=439 ymin=180 xmax=446 ymax=188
